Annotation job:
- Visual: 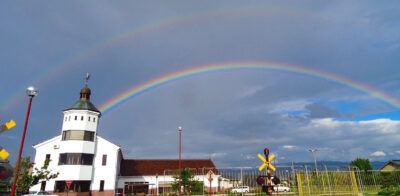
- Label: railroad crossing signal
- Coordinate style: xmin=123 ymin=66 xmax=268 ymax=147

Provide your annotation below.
xmin=0 ymin=147 xmax=9 ymax=160
xmin=0 ymin=120 xmax=16 ymax=160
xmin=0 ymin=160 xmax=13 ymax=181
xmin=0 ymin=120 xmax=16 ymax=134
xmin=258 ymin=153 xmax=276 ymax=172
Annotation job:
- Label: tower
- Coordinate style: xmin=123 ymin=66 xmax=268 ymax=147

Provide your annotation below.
xmin=57 ymin=82 xmax=101 ymax=190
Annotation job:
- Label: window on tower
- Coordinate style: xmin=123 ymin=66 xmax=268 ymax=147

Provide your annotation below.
xmin=62 ymin=130 xmax=95 ymax=141
xmin=88 ymin=117 xmax=91 ymax=121
xmin=75 ymin=116 xmax=77 ymax=120
xmin=93 ymin=117 xmax=96 ymax=122
xmin=81 ymin=116 xmax=84 ymax=121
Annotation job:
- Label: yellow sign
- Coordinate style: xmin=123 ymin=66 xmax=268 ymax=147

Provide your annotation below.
xmin=258 ymin=153 xmax=276 ymax=172
xmin=5 ymin=120 xmax=16 ymax=129
xmin=0 ymin=120 xmax=16 ymax=134
xmin=0 ymin=148 xmax=9 ymax=160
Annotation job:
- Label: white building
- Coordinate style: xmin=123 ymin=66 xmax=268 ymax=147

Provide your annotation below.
xmin=30 ymin=85 xmax=221 ymax=196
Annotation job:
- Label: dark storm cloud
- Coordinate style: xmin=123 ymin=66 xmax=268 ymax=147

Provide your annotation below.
xmin=305 ymin=102 xmax=342 ymax=119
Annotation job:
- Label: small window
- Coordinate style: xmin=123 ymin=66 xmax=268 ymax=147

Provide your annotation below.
xmin=65 ymin=117 xmax=67 ymax=122
xmin=75 ymin=116 xmax=77 ymax=120
xmin=88 ymin=117 xmax=91 ymax=121
xmin=93 ymin=117 xmax=96 ymax=122
xmin=68 ymin=116 xmax=71 ymax=121
xmin=81 ymin=116 xmax=84 ymax=121
xmin=40 ymin=181 xmax=46 ymax=191
xmin=102 ymin=155 xmax=107 ymax=166
xmin=100 ymin=180 xmax=104 ymax=192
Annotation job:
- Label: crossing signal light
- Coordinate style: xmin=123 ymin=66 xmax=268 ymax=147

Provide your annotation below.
xmin=272 ymin=176 xmax=280 ymax=185
xmin=0 ymin=160 xmax=13 ymax=180
xmin=256 ymin=176 xmax=265 ymax=185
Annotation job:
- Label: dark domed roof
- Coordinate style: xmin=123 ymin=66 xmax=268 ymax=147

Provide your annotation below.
xmin=64 ymin=85 xmax=101 ymax=114
xmin=80 ymin=86 xmax=91 ymax=94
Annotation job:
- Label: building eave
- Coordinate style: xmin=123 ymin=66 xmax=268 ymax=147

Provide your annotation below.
xmin=33 ymin=135 xmax=61 ymax=149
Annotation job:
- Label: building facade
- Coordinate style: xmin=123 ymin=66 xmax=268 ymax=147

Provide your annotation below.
xmin=30 ymin=86 xmax=220 ymax=196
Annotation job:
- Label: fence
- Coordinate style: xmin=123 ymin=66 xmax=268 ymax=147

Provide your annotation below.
xmin=157 ymin=166 xmax=400 ymax=195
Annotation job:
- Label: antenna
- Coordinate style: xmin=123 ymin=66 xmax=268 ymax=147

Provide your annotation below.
xmin=85 ymin=73 xmax=91 ymax=85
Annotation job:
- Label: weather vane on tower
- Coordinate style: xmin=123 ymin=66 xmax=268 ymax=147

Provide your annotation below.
xmin=85 ymin=73 xmax=91 ymax=86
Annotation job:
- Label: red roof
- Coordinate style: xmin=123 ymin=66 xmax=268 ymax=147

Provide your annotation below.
xmin=120 ymin=159 xmax=217 ymax=176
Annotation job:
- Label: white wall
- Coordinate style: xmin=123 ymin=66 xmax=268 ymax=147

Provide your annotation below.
xmin=117 ymin=174 xmax=223 ymax=192
xmin=62 ymin=110 xmax=99 ymax=132
xmin=91 ymin=137 xmax=120 ymax=191
xmin=31 ymin=136 xmax=61 ymax=192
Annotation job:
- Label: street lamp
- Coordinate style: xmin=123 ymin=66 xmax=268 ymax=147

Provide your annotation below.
xmin=309 ymin=148 xmax=318 ymax=175
xmin=10 ymin=86 xmax=38 ymax=196
xmin=178 ymin=126 xmax=182 ymax=196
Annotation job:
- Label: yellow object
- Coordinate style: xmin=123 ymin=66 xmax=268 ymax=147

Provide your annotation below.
xmin=257 ymin=153 xmax=276 ymax=172
xmin=350 ymin=171 xmax=359 ymax=194
xmin=0 ymin=149 xmax=9 ymax=160
xmin=5 ymin=120 xmax=16 ymax=129
xmin=297 ymin=173 xmax=304 ymax=196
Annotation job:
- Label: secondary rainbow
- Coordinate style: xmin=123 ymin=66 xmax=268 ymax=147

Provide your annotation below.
xmin=99 ymin=62 xmax=400 ymax=115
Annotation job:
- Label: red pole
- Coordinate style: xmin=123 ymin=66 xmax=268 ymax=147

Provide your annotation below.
xmin=10 ymin=97 xmax=33 ymax=196
xmin=178 ymin=127 xmax=182 ymax=196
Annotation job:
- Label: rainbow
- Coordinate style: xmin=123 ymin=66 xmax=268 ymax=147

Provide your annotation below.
xmin=1 ymin=7 xmax=351 ymax=112
xmin=99 ymin=62 xmax=400 ymax=115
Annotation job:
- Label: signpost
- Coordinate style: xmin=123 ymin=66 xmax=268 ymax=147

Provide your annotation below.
xmin=257 ymin=148 xmax=276 ymax=196
xmin=206 ymin=170 xmax=215 ymax=196
xmin=66 ymin=181 xmax=73 ymax=196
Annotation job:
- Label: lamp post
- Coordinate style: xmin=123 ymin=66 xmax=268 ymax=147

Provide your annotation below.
xmin=309 ymin=148 xmax=318 ymax=176
xmin=10 ymin=86 xmax=38 ymax=196
xmin=178 ymin=126 xmax=182 ymax=196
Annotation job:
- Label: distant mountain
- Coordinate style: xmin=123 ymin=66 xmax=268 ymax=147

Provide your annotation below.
xmin=277 ymin=161 xmax=387 ymax=170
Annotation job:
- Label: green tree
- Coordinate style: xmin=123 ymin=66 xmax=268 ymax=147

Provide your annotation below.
xmin=171 ymin=169 xmax=202 ymax=195
xmin=350 ymin=158 xmax=373 ymax=172
xmin=15 ymin=157 xmax=59 ymax=194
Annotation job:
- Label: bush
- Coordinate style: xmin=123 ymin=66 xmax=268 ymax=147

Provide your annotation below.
xmin=378 ymin=189 xmax=393 ymax=195
xmin=395 ymin=189 xmax=400 ymax=195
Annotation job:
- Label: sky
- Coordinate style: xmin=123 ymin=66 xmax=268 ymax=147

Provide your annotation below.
xmin=1 ymin=1 xmax=400 ymax=168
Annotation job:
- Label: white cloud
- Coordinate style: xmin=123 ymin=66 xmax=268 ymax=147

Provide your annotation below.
xmin=396 ymin=151 xmax=400 ymax=155
xmin=270 ymin=100 xmax=311 ymax=113
xmin=371 ymin=151 xmax=386 ymax=157
xmin=237 ymin=85 xmax=265 ymax=100
xmin=283 ymin=145 xmax=297 ymax=150
xmin=210 ymin=152 xmax=227 ymax=158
